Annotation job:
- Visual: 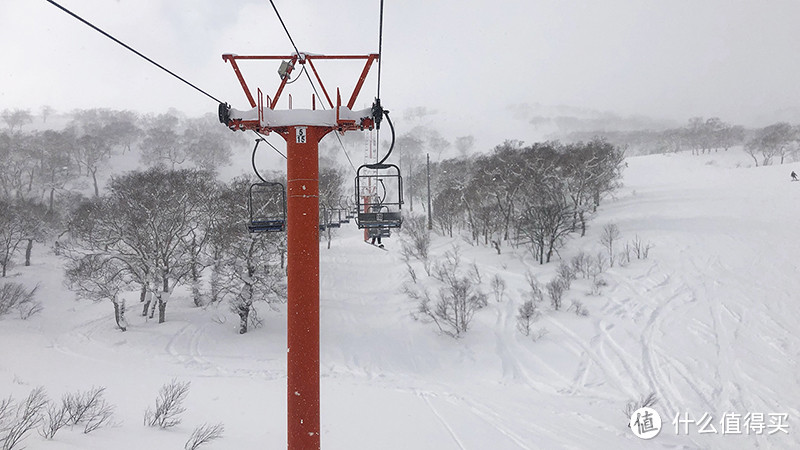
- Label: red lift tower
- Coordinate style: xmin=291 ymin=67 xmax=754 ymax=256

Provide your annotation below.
xmin=219 ymin=52 xmax=380 ymax=449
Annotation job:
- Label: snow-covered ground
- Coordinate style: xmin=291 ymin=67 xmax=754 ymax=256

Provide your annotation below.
xmin=2 ymin=150 xmax=799 ymax=449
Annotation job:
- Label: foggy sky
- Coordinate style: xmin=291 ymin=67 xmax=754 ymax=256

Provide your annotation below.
xmin=2 ymin=0 xmax=800 ymax=145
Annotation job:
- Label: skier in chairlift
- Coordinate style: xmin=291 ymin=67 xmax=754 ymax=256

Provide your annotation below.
xmin=369 ymin=196 xmax=384 ymax=248
xmin=371 ymin=232 xmax=383 ymax=247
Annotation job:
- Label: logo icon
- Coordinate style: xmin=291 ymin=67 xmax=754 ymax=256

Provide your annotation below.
xmin=630 ymin=407 xmax=662 ymax=439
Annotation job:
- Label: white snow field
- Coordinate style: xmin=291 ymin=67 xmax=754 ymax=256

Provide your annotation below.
xmin=2 ymin=150 xmax=799 ymax=449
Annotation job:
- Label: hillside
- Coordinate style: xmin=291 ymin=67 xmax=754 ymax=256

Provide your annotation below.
xmin=1 ymin=150 xmax=799 ymax=449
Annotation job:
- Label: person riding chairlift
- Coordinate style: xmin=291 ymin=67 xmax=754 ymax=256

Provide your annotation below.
xmin=369 ymin=196 xmax=384 ymax=247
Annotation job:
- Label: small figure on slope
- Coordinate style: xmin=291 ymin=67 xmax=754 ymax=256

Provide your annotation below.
xmin=791 ymin=171 xmax=798 ymax=181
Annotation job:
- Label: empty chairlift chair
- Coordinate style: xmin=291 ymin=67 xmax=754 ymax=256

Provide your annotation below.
xmin=248 ymin=181 xmax=286 ymax=233
xmin=324 ymin=207 xmax=341 ymax=229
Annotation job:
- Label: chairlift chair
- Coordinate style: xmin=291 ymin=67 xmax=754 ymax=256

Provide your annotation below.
xmin=339 ymin=208 xmax=350 ymax=224
xmin=248 ymin=181 xmax=286 ymax=233
xmin=319 ymin=206 xmax=341 ymax=230
xmin=327 ymin=208 xmax=341 ymax=229
xmin=355 ymin=163 xmax=403 ymax=230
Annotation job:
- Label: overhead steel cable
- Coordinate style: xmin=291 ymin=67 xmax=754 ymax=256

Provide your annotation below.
xmin=267 ymin=0 xmax=301 ymax=57
xmin=377 ymin=0 xmax=385 ymax=100
xmin=374 ymin=0 xmax=386 ymax=163
xmin=44 ymin=0 xmax=224 ymax=105
xmin=266 ymin=0 xmax=325 ymax=105
xmin=265 ymin=0 xmax=358 ymax=172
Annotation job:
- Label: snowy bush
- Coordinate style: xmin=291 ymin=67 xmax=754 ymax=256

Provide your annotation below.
xmin=524 ymin=271 xmax=544 ymax=303
xmin=591 ymin=252 xmax=608 ymax=276
xmin=0 ymin=282 xmax=41 ymax=320
xmin=516 ymin=300 xmax=540 ymax=336
xmin=630 ymin=235 xmax=654 ymax=260
xmin=570 ymin=252 xmax=593 ymax=279
xmin=185 ymin=422 xmax=225 ymax=450
xmin=546 ymin=277 xmax=567 ymax=311
xmin=590 ymin=276 xmax=608 ymax=296
xmin=569 ymin=300 xmax=589 ymax=317
xmin=1 ymin=387 xmax=47 ymax=450
xmin=600 ymin=223 xmax=621 ymax=267
xmin=404 ymin=261 xmax=418 ymax=284
xmin=556 ymin=261 xmax=576 ymax=289
xmin=490 ymin=274 xmax=506 ymax=303
xmin=400 ymin=215 xmax=431 ymax=265
xmin=145 ymin=380 xmax=190 ymax=429
xmin=411 ymin=247 xmax=488 ymax=337
xmin=622 ymin=392 xmax=659 ymax=423
xmin=38 ymin=400 xmax=68 ymax=439
xmin=64 ymin=387 xmax=115 ymax=434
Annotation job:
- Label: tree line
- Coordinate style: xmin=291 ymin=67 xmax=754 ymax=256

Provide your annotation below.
xmin=423 ymin=139 xmax=625 ymax=263
xmin=61 ymin=168 xmax=287 ymax=334
xmin=562 ymin=116 xmax=800 ymax=166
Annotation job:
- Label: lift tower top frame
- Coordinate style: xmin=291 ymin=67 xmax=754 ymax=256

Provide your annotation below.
xmin=220 ymin=51 xmax=380 ymax=450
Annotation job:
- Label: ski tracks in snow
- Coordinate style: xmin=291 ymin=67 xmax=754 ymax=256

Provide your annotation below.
xmin=166 ymin=322 xmax=211 ymax=371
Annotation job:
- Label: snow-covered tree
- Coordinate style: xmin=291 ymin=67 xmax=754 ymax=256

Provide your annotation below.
xmin=64 ymin=254 xmax=129 ymax=331
xmin=63 ymin=167 xmax=218 ymax=324
xmin=211 ymin=177 xmax=286 ymax=334
xmin=0 ymin=198 xmax=45 ymax=277
xmin=140 ymin=113 xmax=185 ymax=169
xmin=1 ymin=108 xmax=33 ymax=132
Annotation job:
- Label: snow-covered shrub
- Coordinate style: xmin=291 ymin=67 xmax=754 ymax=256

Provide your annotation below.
xmin=569 ymin=300 xmax=589 ymax=317
xmin=590 ymin=275 xmax=608 ymax=296
xmin=491 ymin=274 xmax=506 ymax=303
xmin=413 ymin=247 xmax=487 ymax=337
xmin=546 ymin=277 xmax=567 ymax=310
xmin=468 ymin=261 xmax=482 ymax=285
xmin=64 ymin=387 xmax=115 ymax=433
xmin=524 ymin=271 xmax=544 ymax=303
xmin=38 ymin=400 xmax=68 ymax=440
xmin=145 ymin=380 xmax=190 ymax=429
xmin=556 ymin=261 xmax=576 ymax=289
xmin=600 ymin=223 xmax=621 ymax=267
xmin=1 ymin=387 xmax=47 ymax=450
xmin=570 ymin=252 xmax=593 ymax=279
xmin=185 ymin=423 xmax=225 ymax=450
xmin=400 ymin=215 xmax=431 ymax=265
xmin=622 ymin=392 xmax=659 ymax=423
xmin=0 ymin=282 xmax=41 ymax=320
xmin=630 ymin=235 xmax=654 ymax=260
xmin=591 ymin=252 xmax=608 ymax=276
xmin=516 ymin=300 xmax=540 ymax=336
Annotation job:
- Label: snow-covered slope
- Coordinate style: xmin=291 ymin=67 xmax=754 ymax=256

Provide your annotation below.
xmin=1 ymin=150 xmax=798 ymax=449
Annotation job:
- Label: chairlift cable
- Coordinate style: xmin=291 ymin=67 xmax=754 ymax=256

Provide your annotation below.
xmin=377 ymin=0 xmax=385 ymax=100
xmin=267 ymin=0 xmax=301 ymax=58
xmin=266 ymin=0 xmax=356 ymax=173
xmin=44 ymin=0 xmax=225 ymax=106
xmin=253 ymin=130 xmax=287 ymax=159
xmin=373 ymin=0 xmax=393 ymax=164
xmin=266 ymin=0 xmax=325 ymax=108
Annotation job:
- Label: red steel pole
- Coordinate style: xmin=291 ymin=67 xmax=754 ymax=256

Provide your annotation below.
xmin=285 ymin=125 xmax=328 ymax=450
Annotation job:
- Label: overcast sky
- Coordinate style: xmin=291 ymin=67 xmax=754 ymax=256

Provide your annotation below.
xmin=3 ymin=0 xmax=800 ymax=146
